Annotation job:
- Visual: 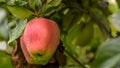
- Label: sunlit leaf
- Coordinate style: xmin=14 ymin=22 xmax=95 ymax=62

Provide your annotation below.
xmin=7 ymin=6 xmax=33 ymax=19
xmin=110 ymin=11 xmax=120 ymax=31
xmin=8 ymin=19 xmax=27 ymax=44
xmin=108 ymin=0 xmax=119 ymax=13
xmin=0 ymin=0 xmax=5 ymax=2
xmin=93 ymin=24 xmax=108 ymax=44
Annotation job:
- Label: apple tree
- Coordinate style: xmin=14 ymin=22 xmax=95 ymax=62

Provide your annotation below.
xmin=0 ymin=0 xmax=120 ymax=68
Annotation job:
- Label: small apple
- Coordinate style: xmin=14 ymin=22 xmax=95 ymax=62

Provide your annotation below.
xmin=20 ymin=18 xmax=60 ymax=65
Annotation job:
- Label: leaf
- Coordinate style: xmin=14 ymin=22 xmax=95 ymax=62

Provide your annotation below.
xmin=90 ymin=8 xmax=110 ymax=31
xmin=98 ymin=54 xmax=120 ymax=68
xmin=0 ymin=8 xmax=8 ymax=40
xmin=116 ymin=0 xmax=120 ymax=8
xmin=0 ymin=51 xmax=13 ymax=68
xmin=42 ymin=0 xmax=62 ymax=14
xmin=29 ymin=0 xmax=42 ymax=11
xmin=47 ymin=0 xmax=62 ymax=7
xmin=7 ymin=6 xmax=33 ymax=19
xmin=62 ymin=9 xmax=82 ymax=31
xmin=89 ymin=24 xmax=108 ymax=51
xmin=8 ymin=19 xmax=27 ymax=44
xmin=91 ymin=37 xmax=120 ymax=68
xmin=0 ymin=20 xmax=8 ymax=40
xmin=110 ymin=11 xmax=120 ymax=31
xmin=108 ymin=0 xmax=119 ymax=13
xmin=114 ymin=60 xmax=120 ymax=67
xmin=0 ymin=0 xmax=5 ymax=2
xmin=66 ymin=22 xmax=94 ymax=46
xmin=14 ymin=0 xmax=27 ymax=6
xmin=0 ymin=8 xmax=7 ymax=23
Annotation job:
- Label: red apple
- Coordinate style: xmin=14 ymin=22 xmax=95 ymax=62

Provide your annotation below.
xmin=20 ymin=18 xmax=60 ymax=65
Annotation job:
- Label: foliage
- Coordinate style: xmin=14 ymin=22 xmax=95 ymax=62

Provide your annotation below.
xmin=91 ymin=37 xmax=120 ymax=68
xmin=0 ymin=0 xmax=120 ymax=68
xmin=0 ymin=52 xmax=13 ymax=68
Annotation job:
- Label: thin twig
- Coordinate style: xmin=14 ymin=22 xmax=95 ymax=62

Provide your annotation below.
xmin=82 ymin=9 xmax=113 ymax=38
xmin=65 ymin=49 xmax=87 ymax=68
xmin=62 ymin=0 xmax=113 ymax=38
xmin=59 ymin=40 xmax=86 ymax=68
xmin=67 ymin=6 xmax=113 ymax=38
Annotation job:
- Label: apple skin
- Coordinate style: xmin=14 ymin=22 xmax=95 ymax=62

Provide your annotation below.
xmin=20 ymin=18 xmax=60 ymax=65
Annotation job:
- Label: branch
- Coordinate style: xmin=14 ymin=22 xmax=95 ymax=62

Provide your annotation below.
xmin=62 ymin=0 xmax=113 ymax=38
xmin=68 ymin=6 xmax=113 ymax=38
xmin=82 ymin=9 xmax=113 ymax=38
xmin=65 ymin=49 xmax=87 ymax=68
xmin=58 ymin=41 xmax=86 ymax=68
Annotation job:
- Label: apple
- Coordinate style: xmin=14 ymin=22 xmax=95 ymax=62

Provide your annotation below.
xmin=20 ymin=18 xmax=60 ymax=65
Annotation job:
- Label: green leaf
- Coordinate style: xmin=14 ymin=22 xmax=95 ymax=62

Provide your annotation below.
xmin=7 ymin=6 xmax=33 ymax=19
xmin=91 ymin=37 xmax=120 ymax=68
xmin=0 ymin=8 xmax=8 ymax=41
xmin=47 ymin=0 xmax=62 ymax=7
xmin=62 ymin=9 xmax=82 ymax=31
xmin=110 ymin=11 xmax=120 ymax=31
xmin=99 ymin=54 xmax=120 ymax=68
xmin=90 ymin=8 xmax=110 ymax=31
xmin=29 ymin=0 xmax=42 ymax=11
xmin=114 ymin=60 xmax=120 ymax=67
xmin=116 ymin=0 xmax=120 ymax=8
xmin=14 ymin=0 xmax=27 ymax=6
xmin=108 ymin=0 xmax=119 ymax=13
xmin=42 ymin=0 xmax=62 ymax=14
xmin=66 ymin=22 xmax=94 ymax=46
xmin=29 ymin=0 xmax=37 ymax=10
xmin=0 ymin=8 xmax=7 ymax=23
xmin=0 ymin=51 xmax=13 ymax=68
xmin=0 ymin=20 xmax=8 ymax=41
xmin=0 ymin=0 xmax=5 ymax=2
xmin=8 ymin=19 xmax=27 ymax=44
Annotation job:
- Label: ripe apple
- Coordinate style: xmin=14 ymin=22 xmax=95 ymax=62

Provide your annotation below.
xmin=20 ymin=18 xmax=60 ymax=65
